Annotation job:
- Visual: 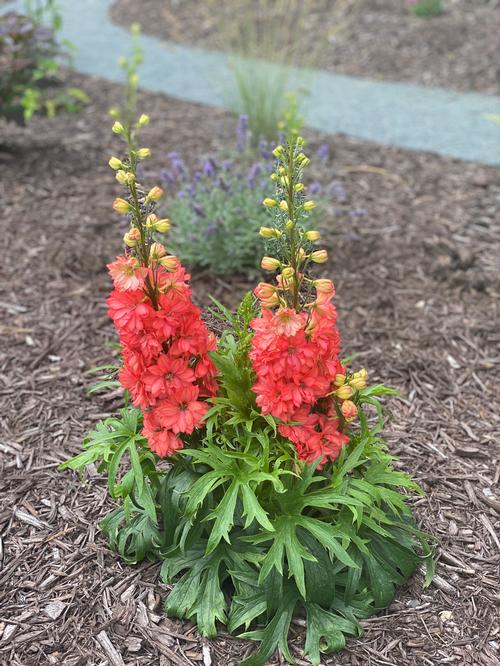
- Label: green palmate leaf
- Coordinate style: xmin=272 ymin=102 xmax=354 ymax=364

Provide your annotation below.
xmin=163 ymin=538 xmax=262 ymax=638
xmin=297 ymin=517 xmax=359 ymax=570
xmin=239 ymin=584 xmax=299 ymax=666
xmin=304 ymin=603 xmax=360 ymax=665
xmin=240 ymin=484 xmax=274 ymax=531
xmin=255 ymin=516 xmax=316 ymax=599
xmin=300 ymin=530 xmax=337 ymax=608
xmin=163 ymin=545 xmax=228 ymax=637
xmin=205 ymin=480 xmax=240 ymax=553
xmin=100 ymin=506 xmax=161 ymax=564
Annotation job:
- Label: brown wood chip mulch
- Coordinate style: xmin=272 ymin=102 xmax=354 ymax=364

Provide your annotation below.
xmin=1 ymin=72 xmax=499 ymax=665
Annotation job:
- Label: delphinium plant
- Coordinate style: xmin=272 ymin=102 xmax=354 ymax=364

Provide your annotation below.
xmin=0 ymin=2 xmax=87 ymax=123
xmin=61 ymin=111 xmax=434 ymax=665
xmin=158 ymin=110 xmax=326 ymax=277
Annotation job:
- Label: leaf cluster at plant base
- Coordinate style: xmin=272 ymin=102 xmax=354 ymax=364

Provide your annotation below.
xmin=62 ymin=297 xmax=433 ymax=665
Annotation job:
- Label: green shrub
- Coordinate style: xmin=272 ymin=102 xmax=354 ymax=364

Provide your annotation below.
xmin=158 ymin=117 xmax=325 ymax=276
xmin=0 ymin=2 xmax=87 ymax=123
xmin=407 ymin=0 xmax=443 ymax=18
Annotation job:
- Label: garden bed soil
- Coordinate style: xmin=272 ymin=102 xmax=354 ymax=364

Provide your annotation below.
xmin=110 ymin=0 xmax=500 ymax=95
xmin=1 ymin=72 xmax=500 ymax=665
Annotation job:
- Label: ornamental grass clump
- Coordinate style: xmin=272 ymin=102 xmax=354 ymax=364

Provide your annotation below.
xmin=62 ymin=111 xmax=434 ymax=665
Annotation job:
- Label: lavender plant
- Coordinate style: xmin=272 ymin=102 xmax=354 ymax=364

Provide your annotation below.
xmin=158 ymin=117 xmax=332 ymax=276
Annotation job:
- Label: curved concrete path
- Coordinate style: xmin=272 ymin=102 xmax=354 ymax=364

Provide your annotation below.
xmin=5 ymin=0 xmax=500 ymax=165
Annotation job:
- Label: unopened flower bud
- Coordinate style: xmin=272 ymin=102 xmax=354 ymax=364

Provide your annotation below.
xmin=109 ymin=106 xmax=120 ymax=119
xmin=349 ymin=369 xmax=368 ymax=391
xmin=255 ymin=282 xmax=276 ymax=301
xmin=310 ymin=250 xmax=328 ymax=264
xmin=280 ymin=175 xmax=289 ymax=187
xmin=137 ymin=113 xmax=150 ymax=127
xmin=261 ymin=257 xmax=281 ymax=271
xmin=124 ymin=227 xmax=141 ymax=247
xmin=112 ymin=121 xmax=124 ymax=134
xmin=263 ymin=198 xmax=277 ymax=208
xmin=272 ymin=145 xmax=284 ymax=157
xmin=279 ymin=200 xmax=289 ymax=212
xmin=155 ymin=218 xmax=171 ymax=233
xmin=270 ymin=173 xmax=278 ymax=181
xmin=303 ymin=200 xmax=316 ymax=211
xmin=259 ymin=226 xmax=275 ymax=238
xmin=314 ymin=279 xmax=334 ymax=295
xmin=146 ymin=186 xmax=164 ymax=201
xmin=113 ymin=198 xmax=131 ymax=215
xmin=159 ymin=255 xmax=179 ymax=270
xmin=109 ymin=156 xmax=123 ymax=170
xmin=136 ymin=147 xmax=151 ymax=159
xmin=144 ymin=214 xmax=157 ymax=228
xmin=305 ymin=230 xmax=320 ymax=241
xmin=341 ymin=400 xmax=357 ymax=422
xmin=285 ymin=219 xmax=294 ymax=231
xmin=336 ymin=384 xmax=353 ymax=400
xmin=149 ymin=242 xmax=166 ymax=260
xmin=116 ymin=170 xmax=135 ymax=185
xmin=301 ymin=157 xmax=311 ymax=167
xmin=294 ymin=182 xmax=304 ymax=192
xmin=334 ymin=373 xmax=346 ymax=387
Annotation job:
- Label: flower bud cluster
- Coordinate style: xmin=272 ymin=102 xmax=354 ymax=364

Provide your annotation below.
xmin=106 ymin=111 xmax=217 ymax=456
xmin=250 ymin=136 xmax=361 ymax=466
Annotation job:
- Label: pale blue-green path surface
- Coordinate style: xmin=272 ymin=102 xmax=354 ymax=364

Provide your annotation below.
xmin=5 ymin=0 xmax=500 ymax=164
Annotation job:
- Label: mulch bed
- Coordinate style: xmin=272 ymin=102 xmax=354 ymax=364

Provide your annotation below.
xmin=110 ymin=0 xmax=500 ymax=95
xmin=1 ymin=71 xmax=500 ymax=665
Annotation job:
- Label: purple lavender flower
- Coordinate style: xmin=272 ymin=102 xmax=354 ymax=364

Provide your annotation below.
xmin=222 ymin=160 xmax=233 ymax=172
xmin=203 ymin=158 xmax=217 ymax=177
xmin=259 ymin=138 xmax=272 ymax=160
xmin=160 ymin=169 xmax=176 ymax=186
xmin=328 ymin=179 xmax=347 ymax=203
xmin=317 ymin=143 xmax=330 ymax=161
xmin=350 ymin=208 xmax=368 ymax=218
xmin=192 ymin=203 xmax=206 ymax=217
xmin=308 ymin=182 xmax=321 ymax=196
xmin=176 ymin=190 xmax=187 ymax=199
xmin=205 ymin=223 xmax=217 ymax=237
xmin=236 ymin=114 xmax=248 ymax=152
xmin=168 ymin=151 xmax=187 ymax=177
xmin=247 ymin=162 xmax=262 ymax=189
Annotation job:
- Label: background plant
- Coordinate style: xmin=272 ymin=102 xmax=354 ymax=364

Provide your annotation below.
xmin=0 ymin=1 xmax=87 ymax=123
xmin=207 ymin=0 xmax=330 ymax=144
xmin=407 ymin=0 xmax=443 ymax=18
xmin=157 ymin=113 xmax=329 ymax=277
